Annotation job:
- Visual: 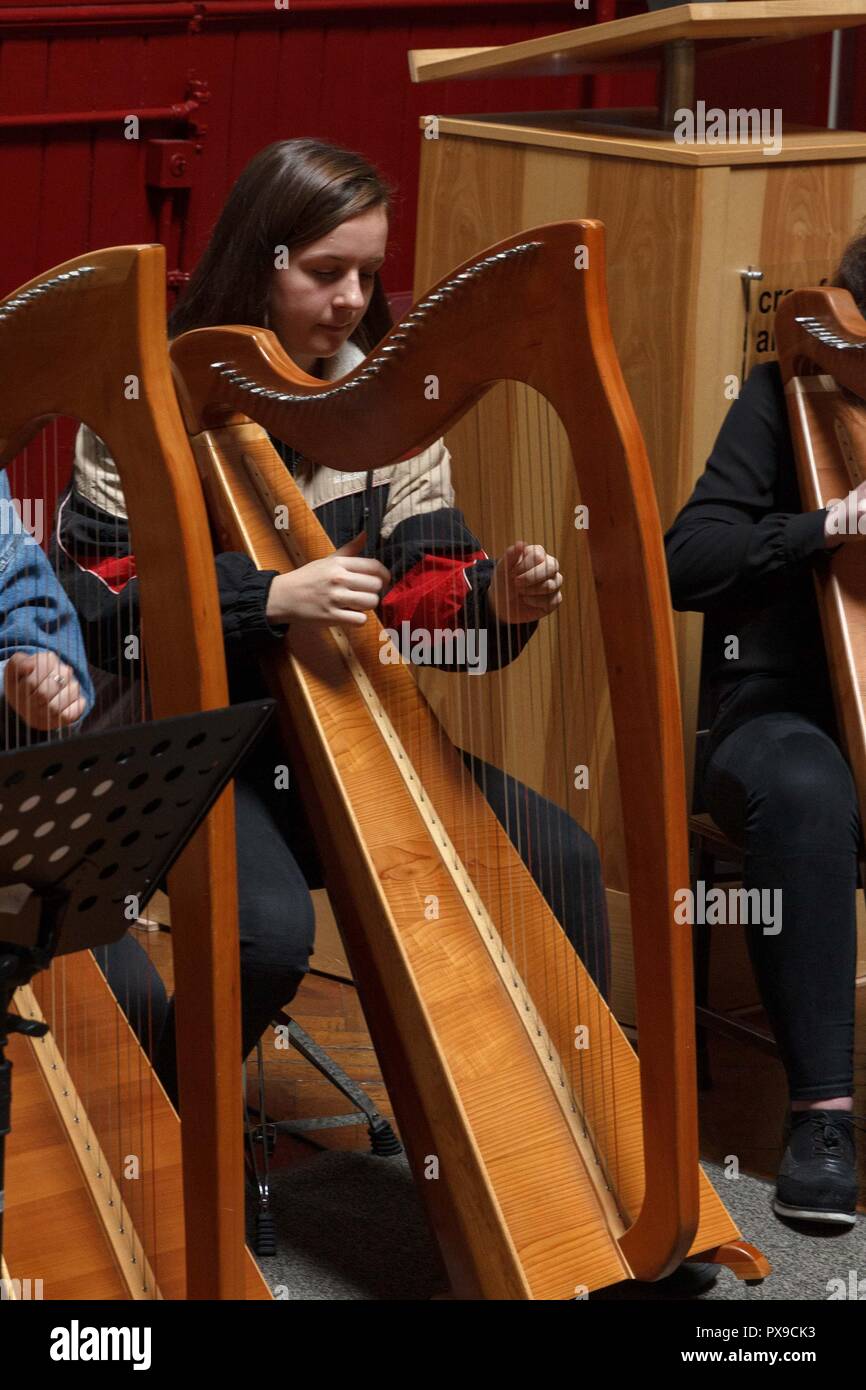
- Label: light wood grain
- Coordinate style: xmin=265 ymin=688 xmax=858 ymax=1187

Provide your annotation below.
xmin=416 ymin=116 xmax=866 ymax=168
xmin=408 ymin=3 xmax=866 ymax=84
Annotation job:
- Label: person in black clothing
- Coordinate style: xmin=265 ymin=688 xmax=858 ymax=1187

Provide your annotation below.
xmin=665 ymin=229 xmax=866 ymax=1226
xmin=53 ymin=138 xmax=612 ymax=1107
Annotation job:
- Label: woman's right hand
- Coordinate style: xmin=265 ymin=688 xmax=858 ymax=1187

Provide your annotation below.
xmin=265 ymin=532 xmax=391 ymax=628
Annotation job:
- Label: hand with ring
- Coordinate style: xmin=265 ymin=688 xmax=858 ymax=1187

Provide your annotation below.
xmin=4 ymin=651 xmax=87 ymax=731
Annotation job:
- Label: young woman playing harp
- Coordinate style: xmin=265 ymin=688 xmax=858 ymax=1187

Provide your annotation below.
xmin=52 ymin=139 xmax=611 ymax=1102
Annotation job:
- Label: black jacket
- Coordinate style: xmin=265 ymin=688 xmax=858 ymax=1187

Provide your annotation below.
xmin=665 ymin=361 xmax=837 ymax=756
xmin=52 ymin=447 xmax=535 ymax=692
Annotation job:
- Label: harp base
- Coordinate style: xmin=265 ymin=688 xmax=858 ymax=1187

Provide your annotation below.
xmin=696 ymin=1240 xmax=772 ymax=1284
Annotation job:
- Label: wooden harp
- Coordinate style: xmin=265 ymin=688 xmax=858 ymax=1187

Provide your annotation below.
xmin=170 ymin=219 xmax=768 ymax=1298
xmin=0 ymin=246 xmax=269 ymax=1300
xmin=776 ymin=287 xmax=866 ymax=836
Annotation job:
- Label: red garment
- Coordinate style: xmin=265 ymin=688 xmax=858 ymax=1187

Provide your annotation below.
xmin=381 ymin=549 xmax=486 ymax=632
xmin=76 ymin=552 xmax=138 ymax=594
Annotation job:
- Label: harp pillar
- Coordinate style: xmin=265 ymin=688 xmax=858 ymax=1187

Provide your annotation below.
xmin=411 ymin=2 xmax=866 ymax=1021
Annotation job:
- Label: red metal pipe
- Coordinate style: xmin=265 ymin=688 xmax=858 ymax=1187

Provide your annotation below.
xmin=0 ymin=0 xmax=558 ymax=28
xmin=0 ymin=98 xmax=204 ymax=130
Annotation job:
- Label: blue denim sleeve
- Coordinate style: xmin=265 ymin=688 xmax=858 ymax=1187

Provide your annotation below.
xmin=0 ymin=470 xmax=95 ymax=714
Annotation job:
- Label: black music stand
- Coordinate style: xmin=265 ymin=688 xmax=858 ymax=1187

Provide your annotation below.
xmin=0 ymin=698 xmax=275 ymax=1279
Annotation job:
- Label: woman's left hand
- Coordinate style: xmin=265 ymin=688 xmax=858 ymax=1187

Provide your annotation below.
xmin=4 ymin=651 xmax=87 ymax=731
xmin=487 ymin=542 xmax=563 ymax=625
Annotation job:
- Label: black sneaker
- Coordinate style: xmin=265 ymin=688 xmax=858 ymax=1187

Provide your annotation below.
xmin=773 ymin=1110 xmax=858 ymax=1226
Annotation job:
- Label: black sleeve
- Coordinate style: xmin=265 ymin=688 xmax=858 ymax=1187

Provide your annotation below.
xmin=378 ymin=508 xmax=537 ymax=674
xmin=460 ymin=556 xmax=539 ymax=673
xmin=50 ymin=485 xmax=140 ymax=670
xmin=215 ymin=552 xmax=288 ymax=656
xmin=664 ymin=363 xmax=832 ymax=614
xmin=52 ymin=484 xmax=286 ymax=671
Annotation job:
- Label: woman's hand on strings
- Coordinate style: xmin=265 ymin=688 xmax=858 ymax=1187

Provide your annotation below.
xmin=488 ymin=542 xmax=563 ymax=624
xmin=265 ymin=531 xmax=391 ymax=629
xmin=4 ymin=651 xmax=87 ymax=730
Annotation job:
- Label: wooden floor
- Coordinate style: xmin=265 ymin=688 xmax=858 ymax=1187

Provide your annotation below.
xmin=251 ymin=979 xmax=866 ymax=1199
xmin=140 ymin=910 xmax=866 ymax=1200
xmin=248 ymin=970 xmax=397 ymax=1174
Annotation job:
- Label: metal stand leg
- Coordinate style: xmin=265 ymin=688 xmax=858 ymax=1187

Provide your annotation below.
xmin=242 ymin=1011 xmax=403 ymax=1258
xmin=269 ymin=1012 xmax=401 ymax=1155
xmin=243 ymin=1042 xmax=277 ymax=1257
xmin=660 ymin=39 xmax=695 ymax=128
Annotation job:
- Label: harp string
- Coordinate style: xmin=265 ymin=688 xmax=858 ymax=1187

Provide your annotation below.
xmin=509 ymin=383 xmax=551 ymax=1040
xmin=529 ymin=384 xmax=575 ymax=1092
xmin=538 ymin=382 xmax=597 ymax=1149
xmin=527 ymin=380 xmax=587 ymax=1109
xmin=537 ymin=381 xmax=579 ymax=1102
xmin=436 ymin=382 xmax=602 ymax=1138
xmin=33 ymin=412 xmax=163 ymax=1291
xmin=121 ymin=473 xmax=159 ymax=1292
xmin=558 ymin=377 xmax=623 ymax=1204
xmin=465 ymin=378 xmax=626 ymax=1207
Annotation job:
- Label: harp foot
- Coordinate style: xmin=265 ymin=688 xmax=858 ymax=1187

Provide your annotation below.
xmin=697 ymin=1240 xmax=772 ymax=1283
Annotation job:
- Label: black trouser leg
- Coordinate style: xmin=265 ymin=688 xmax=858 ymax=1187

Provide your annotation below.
xmin=703 ymin=712 xmax=858 ymax=1102
xmin=99 ymin=757 xmax=316 ymax=1105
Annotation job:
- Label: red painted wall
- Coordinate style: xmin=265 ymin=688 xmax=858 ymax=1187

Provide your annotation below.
xmin=0 ymin=0 xmax=609 ymax=308
xmin=3 ymin=1 xmax=855 ymax=310
xmin=0 ymin=0 xmax=607 ymax=504
xmin=0 ymin=1 xmax=861 ymax=507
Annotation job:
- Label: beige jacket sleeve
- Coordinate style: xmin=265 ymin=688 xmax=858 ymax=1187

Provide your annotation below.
xmin=72 ymin=422 xmax=129 ymax=520
xmin=379 ymin=437 xmax=455 ymax=541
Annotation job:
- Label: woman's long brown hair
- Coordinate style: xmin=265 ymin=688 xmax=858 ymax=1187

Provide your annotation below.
xmin=833 ymin=218 xmax=866 ymax=313
xmin=168 ymin=138 xmax=396 ymax=354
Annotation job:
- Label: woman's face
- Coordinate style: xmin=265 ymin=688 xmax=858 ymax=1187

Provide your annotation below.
xmin=268 ymin=205 xmax=389 ymax=374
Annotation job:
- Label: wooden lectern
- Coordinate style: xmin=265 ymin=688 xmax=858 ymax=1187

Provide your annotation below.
xmin=409 ymin=3 xmax=866 ymax=1021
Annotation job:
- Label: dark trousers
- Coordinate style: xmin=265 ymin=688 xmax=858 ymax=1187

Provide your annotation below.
xmin=702 ymin=711 xmax=858 ymax=1101
xmin=100 ymin=737 xmax=610 ymax=1103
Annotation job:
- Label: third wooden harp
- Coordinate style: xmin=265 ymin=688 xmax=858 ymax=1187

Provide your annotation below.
xmin=776 ymin=287 xmax=866 ymax=840
xmin=0 ymin=245 xmax=268 ymax=1299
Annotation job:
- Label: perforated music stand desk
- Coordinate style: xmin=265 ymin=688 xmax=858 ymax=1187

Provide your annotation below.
xmin=0 ymin=699 xmax=274 ymax=957
xmin=0 ymin=698 xmax=275 ymax=1278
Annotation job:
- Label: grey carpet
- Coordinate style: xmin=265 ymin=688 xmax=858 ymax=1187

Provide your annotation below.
xmin=248 ymin=1151 xmax=447 ymax=1300
xmin=249 ymin=1152 xmax=863 ymax=1301
xmin=697 ymin=1160 xmax=865 ymax=1302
